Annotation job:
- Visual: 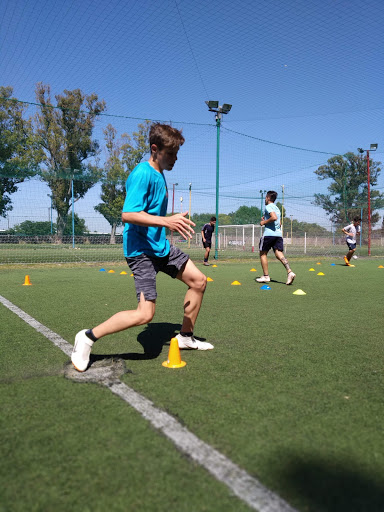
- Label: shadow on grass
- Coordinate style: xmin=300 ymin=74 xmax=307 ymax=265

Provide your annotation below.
xmin=281 ymin=458 xmax=384 ymax=512
xmin=90 ymin=322 xmax=181 ymax=363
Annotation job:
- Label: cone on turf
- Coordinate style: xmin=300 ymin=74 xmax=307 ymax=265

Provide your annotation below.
xmin=162 ymin=338 xmax=186 ymax=368
xmin=260 ymin=285 xmax=271 ymax=290
xmin=212 ymin=264 xmax=217 ymax=267
xmin=250 ymin=268 xmax=257 ymax=272
xmin=207 ymin=277 xmax=213 ymax=282
xmin=108 ymin=270 xmax=115 ymax=273
xmin=378 ymin=265 xmax=384 ymax=268
xmin=293 ymin=289 xmax=306 ymax=295
xmin=231 ymin=280 xmax=241 ymax=285
xmin=317 ymin=272 xmax=325 ymax=276
xmin=23 ymin=275 xmax=32 ymax=286
xmin=309 ymin=268 xmax=315 ymax=271
xmin=120 ymin=271 xmax=127 ymax=275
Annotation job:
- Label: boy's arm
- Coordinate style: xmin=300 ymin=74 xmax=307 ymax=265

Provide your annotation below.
xmin=341 ymin=227 xmax=350 ymax=236
xmin=122 ymin=211 xmax=195 ymax=240
xmin=260 ymin=212 xmax=277 ymax=226
xmin=201 ymin=228 xmax=206 ymax=241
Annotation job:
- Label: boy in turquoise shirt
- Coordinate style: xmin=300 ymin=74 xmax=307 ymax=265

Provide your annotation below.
xmin=256 ymin=190 xmax=296 ymax=285
xmin=72 ymin=123 xmax=213 ymax=372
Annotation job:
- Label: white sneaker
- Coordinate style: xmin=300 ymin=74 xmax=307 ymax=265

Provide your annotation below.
xmin=71 ymin=329 xmax=94 ymax=372
xmin=286 ymin=272 xmax=296 ymax=285
xmin=256 ymin=275 xmax=270 ymax=283
xmin=176 ymin=333 xmax=214 ymax=350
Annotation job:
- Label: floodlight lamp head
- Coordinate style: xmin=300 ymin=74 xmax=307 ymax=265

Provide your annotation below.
xmin=205 ymin=100 xmax=219 ymax=110
xmin=221 ymin=103 xmax=232 ymax=114
xmin=370 ymin=143 xmax=378 ymax=151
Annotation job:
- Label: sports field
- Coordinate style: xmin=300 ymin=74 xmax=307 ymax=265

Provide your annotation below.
xmin=1 ymin=258 xmax=384 ymax=511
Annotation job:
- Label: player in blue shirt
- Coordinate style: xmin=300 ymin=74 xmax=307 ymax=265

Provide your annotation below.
xmin=201 ymin=217 xmax=216 ymax=265
xmin=72 ymin=124 xmax=213 ymax=372
xmin=256 ymin=190 xmax=296 ymax=285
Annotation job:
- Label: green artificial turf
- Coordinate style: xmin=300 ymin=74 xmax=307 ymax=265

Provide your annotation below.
xmin=1 ymin=257 xmax=384 ymax=511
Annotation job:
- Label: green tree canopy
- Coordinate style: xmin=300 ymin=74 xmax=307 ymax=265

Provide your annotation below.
xmin=34 ymin=83 xmax=106 ymax=239
xmin=0 ymin=86 xmax=42 ymax=217
xmin=228 ymin=205 xmax=261 ymax=225
xmin=95 ymin=121 xmax=150 ymax=244
xmin=9 ymin=214 xmax=88 ymax=236
xmin=314 ymin=152 xmax=384 ymax=226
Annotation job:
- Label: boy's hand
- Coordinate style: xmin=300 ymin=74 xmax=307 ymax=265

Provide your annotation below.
xmin=166 ymin=212 xmax=195 ymax=240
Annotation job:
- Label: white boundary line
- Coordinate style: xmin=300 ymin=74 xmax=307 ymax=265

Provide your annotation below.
xmin=0 ymin=294 xmax=297 ymax=512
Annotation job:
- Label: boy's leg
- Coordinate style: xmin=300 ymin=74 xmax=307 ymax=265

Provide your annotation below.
xmin=275 ymin=249 xmax=296 ymax=285
xmin=204 ymin=245 xmax=210 ymax=265
xmin=256 ymin=251 xmax=271 ymax=282
xmin=345 ymin=248 xmax=354 ymax=263
xmin=72 ymin=295 xmax=156 ymax=372
xmin=177 ymin=259 xmax=207 ymax=333
xmin=176 ymin=259 xmax=213 ymax=350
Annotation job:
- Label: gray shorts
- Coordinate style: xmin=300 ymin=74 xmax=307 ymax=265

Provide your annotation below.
xmin=126 ymin=245 xmax=189 ymax=301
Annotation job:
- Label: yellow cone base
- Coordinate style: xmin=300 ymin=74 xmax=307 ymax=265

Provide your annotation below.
xmin=309 ymin=268 xmax=315 ymax=271
xmin=162 ymin=338 xmax=186 ymax=368
xmin=120 ymin=271 xmax=127 ymax=275
xmin=231 ymin=280 xmax=241 ymax=285
xmin=207 ymin=277 xmax=214 ymax=282
xmin=317 ymin=272 xmax=325 ymax=275
xmin=108 ymin=270 xmax=115 ymax=273
xmin=250 ymin=268 xmax=257 ymax=271
xmin=293 ymin=289 xmax=306 ymax=295
xmin=23 ymin=275 xmax=32 ymax=286
xmin=378 ymin=265 xmax=384 ymax=268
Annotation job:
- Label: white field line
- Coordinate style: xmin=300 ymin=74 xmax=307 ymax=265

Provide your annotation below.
xmin=0 ymin=294 xmax=297 ymax=512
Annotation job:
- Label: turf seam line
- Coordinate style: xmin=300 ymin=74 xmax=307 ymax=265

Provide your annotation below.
xmin=0 ymin=294 xmax=297 ymax=512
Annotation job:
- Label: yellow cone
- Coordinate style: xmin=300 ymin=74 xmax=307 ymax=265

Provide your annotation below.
xmin=378 ymin=265 xmax=384 ymax=268
xmin=108 ymin=270 xmax=115 ymax=273
xmin=212 ymin=264 xmax=217 ymax=267
xmin=293 ymin=289 xmax=306 ymax=295
xmin=120 ymin=271 xmax=127 ymax=275
xmin=162 ymin=338 xmax=187 ymax=368
xmin=23 ymin=275 xmax=32 ymax=286
xmin=130 ymin=273 xmax=134 ymax=276
xmin=231 ymin=280 xmax=241 ymax=285
xmin=250 ymin=268 xmax=257 ymax=271
xmin=317 ymin=272 xmax=325 ymax=275
xmin=316 ymin=262 xmax=321 ymax=265
xmin=207 ymin=277 xmax=214 ymax=282
xmin=309 ymin=268 xmax=315 ymax=271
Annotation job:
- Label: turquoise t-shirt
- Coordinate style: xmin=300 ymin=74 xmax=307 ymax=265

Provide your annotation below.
xmin=263 ymin=203 xmax=282 ymax=237
xmin=122 ymin=161 xmax=170 ymax=258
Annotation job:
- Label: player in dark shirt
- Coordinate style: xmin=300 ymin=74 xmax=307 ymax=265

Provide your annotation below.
xmin=201 ymin=217 xmax=216 ymax=266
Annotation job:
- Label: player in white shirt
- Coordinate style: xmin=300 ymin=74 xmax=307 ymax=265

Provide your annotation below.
xmin=342 ymin=217 xmax=361 ymax=266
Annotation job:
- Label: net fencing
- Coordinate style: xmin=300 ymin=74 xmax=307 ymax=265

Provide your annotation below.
xmin=1 ymin=101 xmax=384 ymax=265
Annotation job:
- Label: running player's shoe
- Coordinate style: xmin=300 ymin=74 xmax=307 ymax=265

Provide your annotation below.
xmin=256 ymin=275 xmax=271 ymax=283
xmin=344 ymin=256 xmax=351 ymax=266
xmin=286 ymin=272 xmax=296 ymax=285
xmin=71 ymin=329 xmax=93 ymax=372
xmin=176 ymin=334 xmax=214 ymax=350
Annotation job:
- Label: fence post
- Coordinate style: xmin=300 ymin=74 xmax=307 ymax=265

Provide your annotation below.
xmin=304 ymin=232 xmax=307 ymax=254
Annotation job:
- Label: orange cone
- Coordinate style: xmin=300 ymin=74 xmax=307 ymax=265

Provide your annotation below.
xmin=23 ymin=275 xmax=32 ymax=286
xmin=162 ymin=337 xmax=187 ymax=368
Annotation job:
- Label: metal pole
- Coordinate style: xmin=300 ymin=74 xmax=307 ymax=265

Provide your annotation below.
xmin=171 ymin=183 xmax=175 ymax=245
xmin=71 ymin=179 xmax=75 ymax=249
xmin=281 ymin=185 xmax=285 ymax=236
xmin=360 ymin=207 xmax=363 ymax=248
xmin=367 ymin=150 xmax=371 ymax=256
xmin=188 ymin=183 xmax=191 ymax=249
xmin=50 ymin=195 xmax=53 ymax=234
xmin=214 ymin=113 xmax=221 ymax=260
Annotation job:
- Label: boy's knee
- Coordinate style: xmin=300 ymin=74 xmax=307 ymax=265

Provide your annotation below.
xmin=194 ymin=273 xmax=207 ymax=292
xmin=137 ymin=309 xmax=155 ymax=325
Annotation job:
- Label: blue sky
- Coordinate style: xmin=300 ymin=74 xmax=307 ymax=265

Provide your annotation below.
xmin=1 ymin=0 xmax=384 ymax=231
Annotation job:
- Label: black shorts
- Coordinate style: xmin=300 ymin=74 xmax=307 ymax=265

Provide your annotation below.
xmin=259 ymin=236 xmax=284 ymax=253
xmin=347 ymin=241 xmax=356 ymax=250
xmin=126 ymin=245 xmax=189 ymax=301
xmin=202 ymin=240 xmax=212 ymax=249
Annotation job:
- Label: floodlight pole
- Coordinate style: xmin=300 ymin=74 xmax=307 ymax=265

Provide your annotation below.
xmin=171 ymin=182 xmax=178 ymax=245
xmin=358 ymin=144 xmax=378 ymax=256
xmin=205 ymin=101 xmax=232 ymax=260
xmin=215 ymin=112 xmax=221 ymax=259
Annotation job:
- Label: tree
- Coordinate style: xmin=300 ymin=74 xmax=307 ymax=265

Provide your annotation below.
xmin=314 ymin=152 xmax=384 ymax=226
xmin=34 ymin=83 xmax=106 ymax=241
xmin=0 ymin=86 xmax=42 ymax=217
xmin=95 ymin=121 xmax=150 ymax=244
xmin=63 ymin=213 xmax=88 ymax=235
xmin=10 ymin=220 xmax=52 ymax=235
xmin=228 ymin=205 xmax=261 ymax=225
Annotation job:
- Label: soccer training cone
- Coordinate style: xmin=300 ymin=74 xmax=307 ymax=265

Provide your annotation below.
xmin=309 ymin=268 xmax=315 ymax=271
xmin=120 ymin=271 xmax=127 ymax=275
xmin=317 ymin=272 xmax=325 ymax=276
xmin=378 ymin=265 xmax=384 ymax=268
xmin=293 ymin=289 xmax=306 ymax=295
xmin=231 ymin=280 xmax=241 ymax=285
xmin=23 ymin=275 xmax=32 ymax=286
xmin=162 ymin=338 xmax=187 ymax=368
xmin=207 ymin=277 xmax=214 ymax=282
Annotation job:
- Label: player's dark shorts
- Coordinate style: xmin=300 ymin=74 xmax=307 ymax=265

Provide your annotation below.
xmin=202 ymin=240 xmax=212 ymax=249
xmin=126 ymin=245 xmax=189 ymax=301
xmin=259 ymin=236 xmax=284 ymax=252
xmin=346 ymin=241 xmax=356 ymax=250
